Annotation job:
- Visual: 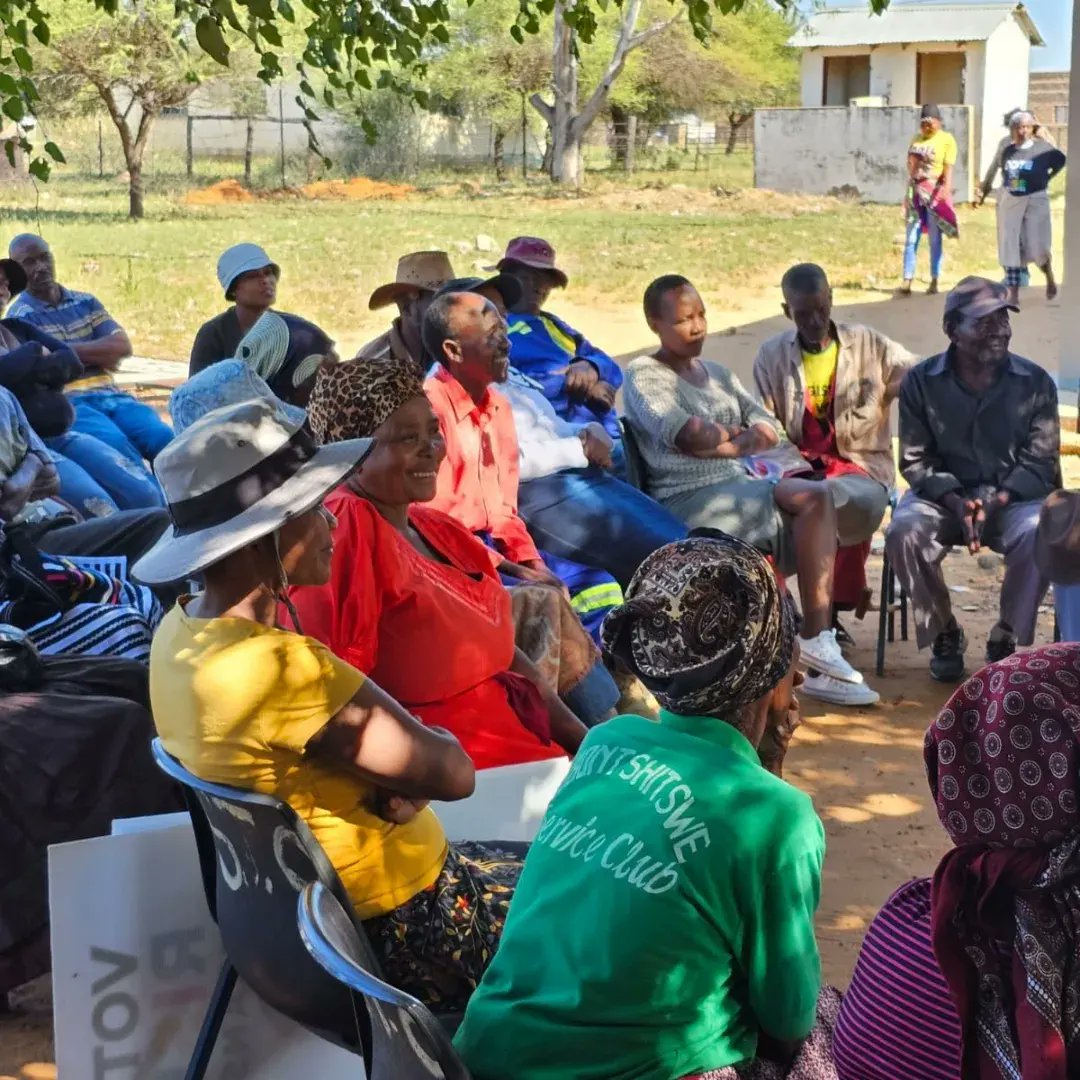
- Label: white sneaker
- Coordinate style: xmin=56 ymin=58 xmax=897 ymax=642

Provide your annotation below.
xmin=797 ymin=628 xmax=865 ymax=684
xmin=801 ymin=673 xmax=880 ymax=707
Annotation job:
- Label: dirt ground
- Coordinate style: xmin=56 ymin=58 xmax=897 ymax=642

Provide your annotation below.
xmin=0 ymin=284 xmax=1073 ymax=1078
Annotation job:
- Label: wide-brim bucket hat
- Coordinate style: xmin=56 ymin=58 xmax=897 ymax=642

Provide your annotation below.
xmin=218 ymin=243 xmax=280 ymax=300
xmin=489 ymin=236 xmax=568 ymax=288
xmin=132 ymin=397 xmax=371 ymax=585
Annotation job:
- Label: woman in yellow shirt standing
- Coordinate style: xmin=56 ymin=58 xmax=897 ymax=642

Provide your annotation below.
xmin=134 ymin=395 xmax=526 ymax=1012
xmin=900 ymin=104 xmax=959 ymax=296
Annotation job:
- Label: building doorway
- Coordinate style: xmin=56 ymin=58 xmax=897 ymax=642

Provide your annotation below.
xmin=917 ymin=52 xmax=966 ymax=104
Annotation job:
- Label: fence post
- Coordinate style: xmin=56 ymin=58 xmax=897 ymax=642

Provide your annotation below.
xmin=626 ymin=115 xmax=637 ymax=174
xmin=97 ymin=119 xmax=104 ymax=178
xmin=278 ymin=86 xmax=286 ymax=189
xmin=185 ymin=115 xmax=193 ymax=179
xmin=521 ymin=92 xmax=527 ymax=179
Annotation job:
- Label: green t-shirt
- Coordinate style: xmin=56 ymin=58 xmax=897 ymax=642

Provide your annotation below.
xmin=454 ymin=711 xmax=826 ymax=1080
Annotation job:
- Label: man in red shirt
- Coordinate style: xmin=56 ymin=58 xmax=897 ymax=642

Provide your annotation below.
xmin=422 ymin=291 xmax=623 ymax=640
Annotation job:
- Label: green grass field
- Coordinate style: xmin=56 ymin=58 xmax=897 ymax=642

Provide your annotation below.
xmin=0 ymin=152 xmax=1062 ymax=361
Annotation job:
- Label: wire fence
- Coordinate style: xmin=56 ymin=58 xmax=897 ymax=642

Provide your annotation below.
xmin=25 ymin=108 xmax=757 ymax=190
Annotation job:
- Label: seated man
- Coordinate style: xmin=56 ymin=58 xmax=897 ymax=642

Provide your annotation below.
xmin=356 ymin=250 xmax=457 ymax=375
xmin=626 ymin=274 xmax=871 ymax=698
xmin=753 ymin=263 xmax=914 ymax=662
xmin=189 ymin=243 xmax=298 ymax=376
xmin=886 ymin=276 xmax=1059 ymax=681
xmin=495 ymin=236 xmax=623 ymax=442
xmin=6 ymin=234 xmax=170 ymax=502
xmin=436 ymin=275 xmax=688 ymax=589
xmin=455 ymin=535 xmax=834 ymax=1080
xmin=422 ymin=290 xmax=623 ymax=642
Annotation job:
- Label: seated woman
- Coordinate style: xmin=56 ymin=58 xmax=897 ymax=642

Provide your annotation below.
xmin=833 ymin=642 xmax=1080 ymax=1080
xmin=134 ymin=396 xmax=522 ymax=1011
xmin=455 ymin=533 xmax=840 ymax=1080
xmin=288 ymin=354 xmax=593 ymax=768
xmin=0 ymin=256 xmax=163 ymax=516
xmin=625 ymin=274 xmax=870 ymax=694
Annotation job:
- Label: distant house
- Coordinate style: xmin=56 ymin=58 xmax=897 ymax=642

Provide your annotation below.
xmin=789 ymin=2 xmax=1044 ymax=177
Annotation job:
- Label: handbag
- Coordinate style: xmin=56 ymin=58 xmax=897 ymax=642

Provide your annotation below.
xmin=0 ymin=527 xmax=161 ymax=662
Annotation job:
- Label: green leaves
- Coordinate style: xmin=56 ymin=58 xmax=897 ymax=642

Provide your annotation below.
xmin=195 ymin=13 xmax=230 ymax=65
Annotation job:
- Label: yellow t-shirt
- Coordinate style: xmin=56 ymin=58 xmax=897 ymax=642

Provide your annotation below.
xmin=801 ymin=340 xmax=839 ymax=421
xmin=150 ymin=602 xmax=447 ymax=919
xmin=908 ymin=129 xmax=958 ymax=181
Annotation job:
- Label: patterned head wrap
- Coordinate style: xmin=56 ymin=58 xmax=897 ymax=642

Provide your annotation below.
xmin=601 ymin=532 xmax=795 ymax=717
xmin=925 ymin=644 xmax=1080 ymax=1080
xmin=237 ymin=311 xmax=334 ymax=403
xmin=307 ymin=354 xmax=425 ymax=444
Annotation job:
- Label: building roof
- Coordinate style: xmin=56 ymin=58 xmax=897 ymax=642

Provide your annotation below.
xmin=789 ymin=3 xmax=1044 ymax=50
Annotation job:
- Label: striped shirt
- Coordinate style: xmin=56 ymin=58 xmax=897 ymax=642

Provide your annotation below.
xmin=833 ymin=877 xmax=962 ymax=1080
xmin=8 ymin=286 xmax=121 ymax=345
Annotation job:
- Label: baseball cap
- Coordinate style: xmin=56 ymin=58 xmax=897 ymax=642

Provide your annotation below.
xmin=943 ymin=276 xmax=1020 ymax=321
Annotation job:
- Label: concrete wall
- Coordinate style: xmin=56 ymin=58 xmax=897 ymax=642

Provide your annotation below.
xmin=754 ymin=104 xmax=973 ymax=203
xmin=980 ymin=18 xmax=1032 ymax=179
xmin=801 ymin=52 xmax=825 ymax=107
xmin=870 ymin=46 xmax=917 ymax=103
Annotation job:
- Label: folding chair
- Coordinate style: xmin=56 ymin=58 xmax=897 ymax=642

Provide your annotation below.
xmin=150 ymin=738 xmax=377 ymax=1079
xmin=298 ymin=881 xmax=472 ymax=1080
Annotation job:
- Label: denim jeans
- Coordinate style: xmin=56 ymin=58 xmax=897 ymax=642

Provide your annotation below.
xmin=518 ymin=467 xmax=688 ymax=589
xmin=71 ymin=387 xmax=173 ymax=465
xmin=47 ymin=430 xmax=165 ymax=513
xmin=1057 ymin=584 xmax=1080 ymax=642
xmin=903 ymin=214 xmax=943 ymax=281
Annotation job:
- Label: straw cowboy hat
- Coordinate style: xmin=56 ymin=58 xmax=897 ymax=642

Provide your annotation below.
xmin=368 ymin=251 xmax=456 ymax=310
xmin=1036 ymin=490 xmax=1080 ymax=586
xmin=132 ymin=397 xmax=371 ymax=585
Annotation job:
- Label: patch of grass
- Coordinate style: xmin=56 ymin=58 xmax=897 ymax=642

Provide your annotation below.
xmin=0 ymin=157 xmax=1057 ymax=361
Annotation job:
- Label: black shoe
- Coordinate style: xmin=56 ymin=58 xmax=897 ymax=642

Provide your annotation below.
xmin=985 ymin=634 xmax=1017 ymax=664
xmin=930 ymin=625 xmax=967 ymax=683
xmin=832 ymin=618 xmax=856 ymax=649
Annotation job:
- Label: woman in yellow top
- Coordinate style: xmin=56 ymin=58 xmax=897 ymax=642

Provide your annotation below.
xmin=900 ymin=104 xmax=958 ymax=296
xmin=133 ymin=394 xmax=525 ymax=1012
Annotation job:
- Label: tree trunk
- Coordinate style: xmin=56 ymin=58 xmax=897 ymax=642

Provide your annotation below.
xmin=726 ymin=111 xmax=752 ymax=156
xmin=128 ymin=159 xmax=144 ymax=220
xmin=493 ymin=128 xmax=506 ymax=182
xmin=549 ymin=3 xmax=577 ymax=184
xmin=244 ymin=116 xmax=255 ymax=187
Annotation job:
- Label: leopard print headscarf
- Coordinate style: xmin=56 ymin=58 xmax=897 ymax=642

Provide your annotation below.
xmin=307 ymin=355 xmax=425 ymax=444
xmin=601 ymin=531 xmax=795 ymax=717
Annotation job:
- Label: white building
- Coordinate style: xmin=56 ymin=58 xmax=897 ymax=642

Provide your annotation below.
xmin=789 ymin=2 xmax=1044 ymax=179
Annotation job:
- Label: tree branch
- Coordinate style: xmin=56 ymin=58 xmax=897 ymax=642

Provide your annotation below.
xmin=529 ymin=91 xmax=554 ymax=125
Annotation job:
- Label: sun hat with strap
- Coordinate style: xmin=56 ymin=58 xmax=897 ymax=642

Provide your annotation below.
xmin=132 ymin=397 xmax=372 ymax=585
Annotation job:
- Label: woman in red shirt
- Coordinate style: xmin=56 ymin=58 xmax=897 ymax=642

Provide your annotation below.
xmin=289 ymin=354 xmax=588 ymax=769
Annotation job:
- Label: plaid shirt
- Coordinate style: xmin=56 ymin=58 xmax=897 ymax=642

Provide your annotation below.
xmin=7 ymin=286 xmax=121 ymax=345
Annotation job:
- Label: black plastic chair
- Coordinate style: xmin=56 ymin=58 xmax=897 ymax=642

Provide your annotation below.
xmin=299 ymin=881 xmax=472 ymax=1080
xmin=150 ymin=738 xmax=375 ymax=1079
xmin=619 ymin=417 xmax=647 ymax=492
xmin=876 ymin=490 xmax=910 ymax=677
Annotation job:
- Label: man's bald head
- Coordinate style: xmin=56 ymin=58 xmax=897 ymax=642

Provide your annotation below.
xmin=9 ymin=233 xmax=56 ymax=299
xmin=9 ymin=233 xmax=48 ymax=260
xmin=423 ymin=290 xmax=510 ymax=398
